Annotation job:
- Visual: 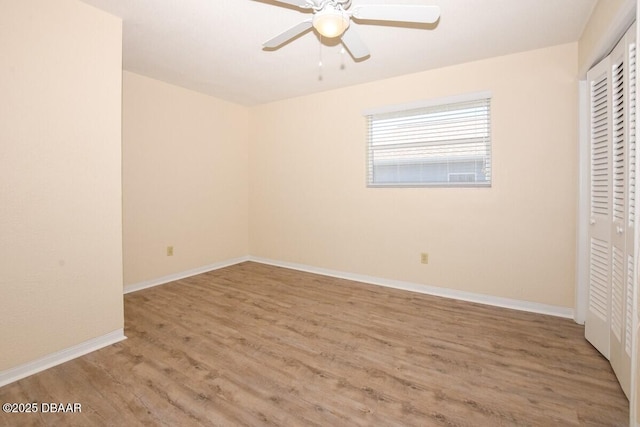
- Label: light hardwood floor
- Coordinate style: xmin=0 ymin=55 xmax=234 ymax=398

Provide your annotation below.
xmin=0 ymin=262 xmax=629 ymax=426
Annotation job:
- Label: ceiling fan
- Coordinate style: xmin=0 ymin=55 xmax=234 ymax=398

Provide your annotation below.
xmin=262 ymin=0 xmax=440 ymax=60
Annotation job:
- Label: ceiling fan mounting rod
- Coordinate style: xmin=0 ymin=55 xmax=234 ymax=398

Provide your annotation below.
xmin=309 ymin=0 xmax=351 ymax=12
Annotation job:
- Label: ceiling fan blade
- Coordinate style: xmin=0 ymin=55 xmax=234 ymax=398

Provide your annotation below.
xmin=263 ymin=20 xmax=313 ymax=48
xmin=341 ymin=26 xmax=370 ymax=60
xmin=269 ymin=0 xmax=314 ymax=9
xmin=351 ymin=5 xmax=441 ymax=24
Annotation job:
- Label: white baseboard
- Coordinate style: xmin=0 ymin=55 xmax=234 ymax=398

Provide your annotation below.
xmin=122 ymin=255 xmax=574 ymax=319
xmin=124 ymin=256 xmax=250 ymax=294
xmin=0 ymin=257 xmax=574 ymax=389
xmin=0 ymin=329 xmax=126 ymax=388
xmin=249 ymin=256 xmax=575 ymax=319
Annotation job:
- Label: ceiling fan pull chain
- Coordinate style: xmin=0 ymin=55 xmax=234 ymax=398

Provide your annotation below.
xmin=340 ymin=46 xmax=346 ymax=70
xmin=318 ymin=35 xmax=323 ymax=81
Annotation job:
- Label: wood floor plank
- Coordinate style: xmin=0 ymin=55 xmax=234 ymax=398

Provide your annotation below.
xmin=0 ymin=262 xmax=629 ymax=426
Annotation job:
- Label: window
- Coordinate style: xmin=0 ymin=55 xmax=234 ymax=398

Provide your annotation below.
xmin=365 ymin=92 xmax=492 ymax=187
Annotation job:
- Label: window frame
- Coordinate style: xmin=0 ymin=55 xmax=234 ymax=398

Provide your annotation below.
xmin=364 ymin=91 xmax=492 ymax=188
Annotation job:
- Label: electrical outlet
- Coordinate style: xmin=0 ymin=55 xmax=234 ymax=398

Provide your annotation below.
xmin=420 ymin=252 xmax=429 ymax=264
xmin=167 ymin=246 xmax=174 ymax=256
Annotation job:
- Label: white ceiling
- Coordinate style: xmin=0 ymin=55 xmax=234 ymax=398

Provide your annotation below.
xmin=79 ymin=0 xmax=597 ymax=106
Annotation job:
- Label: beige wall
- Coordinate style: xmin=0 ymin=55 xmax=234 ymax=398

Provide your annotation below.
xmin=0 ymin=0 xmax=123 ymax=370
xmin=122 ymin=72 xmax=249 ymax=285
xmin=249 ymin=43 xmax=578 ymax=308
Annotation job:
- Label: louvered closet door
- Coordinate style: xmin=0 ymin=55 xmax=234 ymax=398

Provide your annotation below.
xmin=585 ymin=23 xmax=636 ymax=400
xmin=621 ymin=27 xmax=637 ymax=398
xmin=610 ymin=24 xmax=636 ymax=400
xmin=586 ymin=54 xmax=612 ymax=358
xmin=609 ymin=35 xmax=629 ymax=397
xmin=622 ymin=25 xmax=637 ymax=398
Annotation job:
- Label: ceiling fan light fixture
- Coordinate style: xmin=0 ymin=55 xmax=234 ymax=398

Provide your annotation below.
xmin=313 ymin=6 xmax=349 ymax=38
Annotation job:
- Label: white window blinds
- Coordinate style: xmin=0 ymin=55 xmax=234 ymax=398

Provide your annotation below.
xmin=365 ymin=93 xmax=492 ymax=187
